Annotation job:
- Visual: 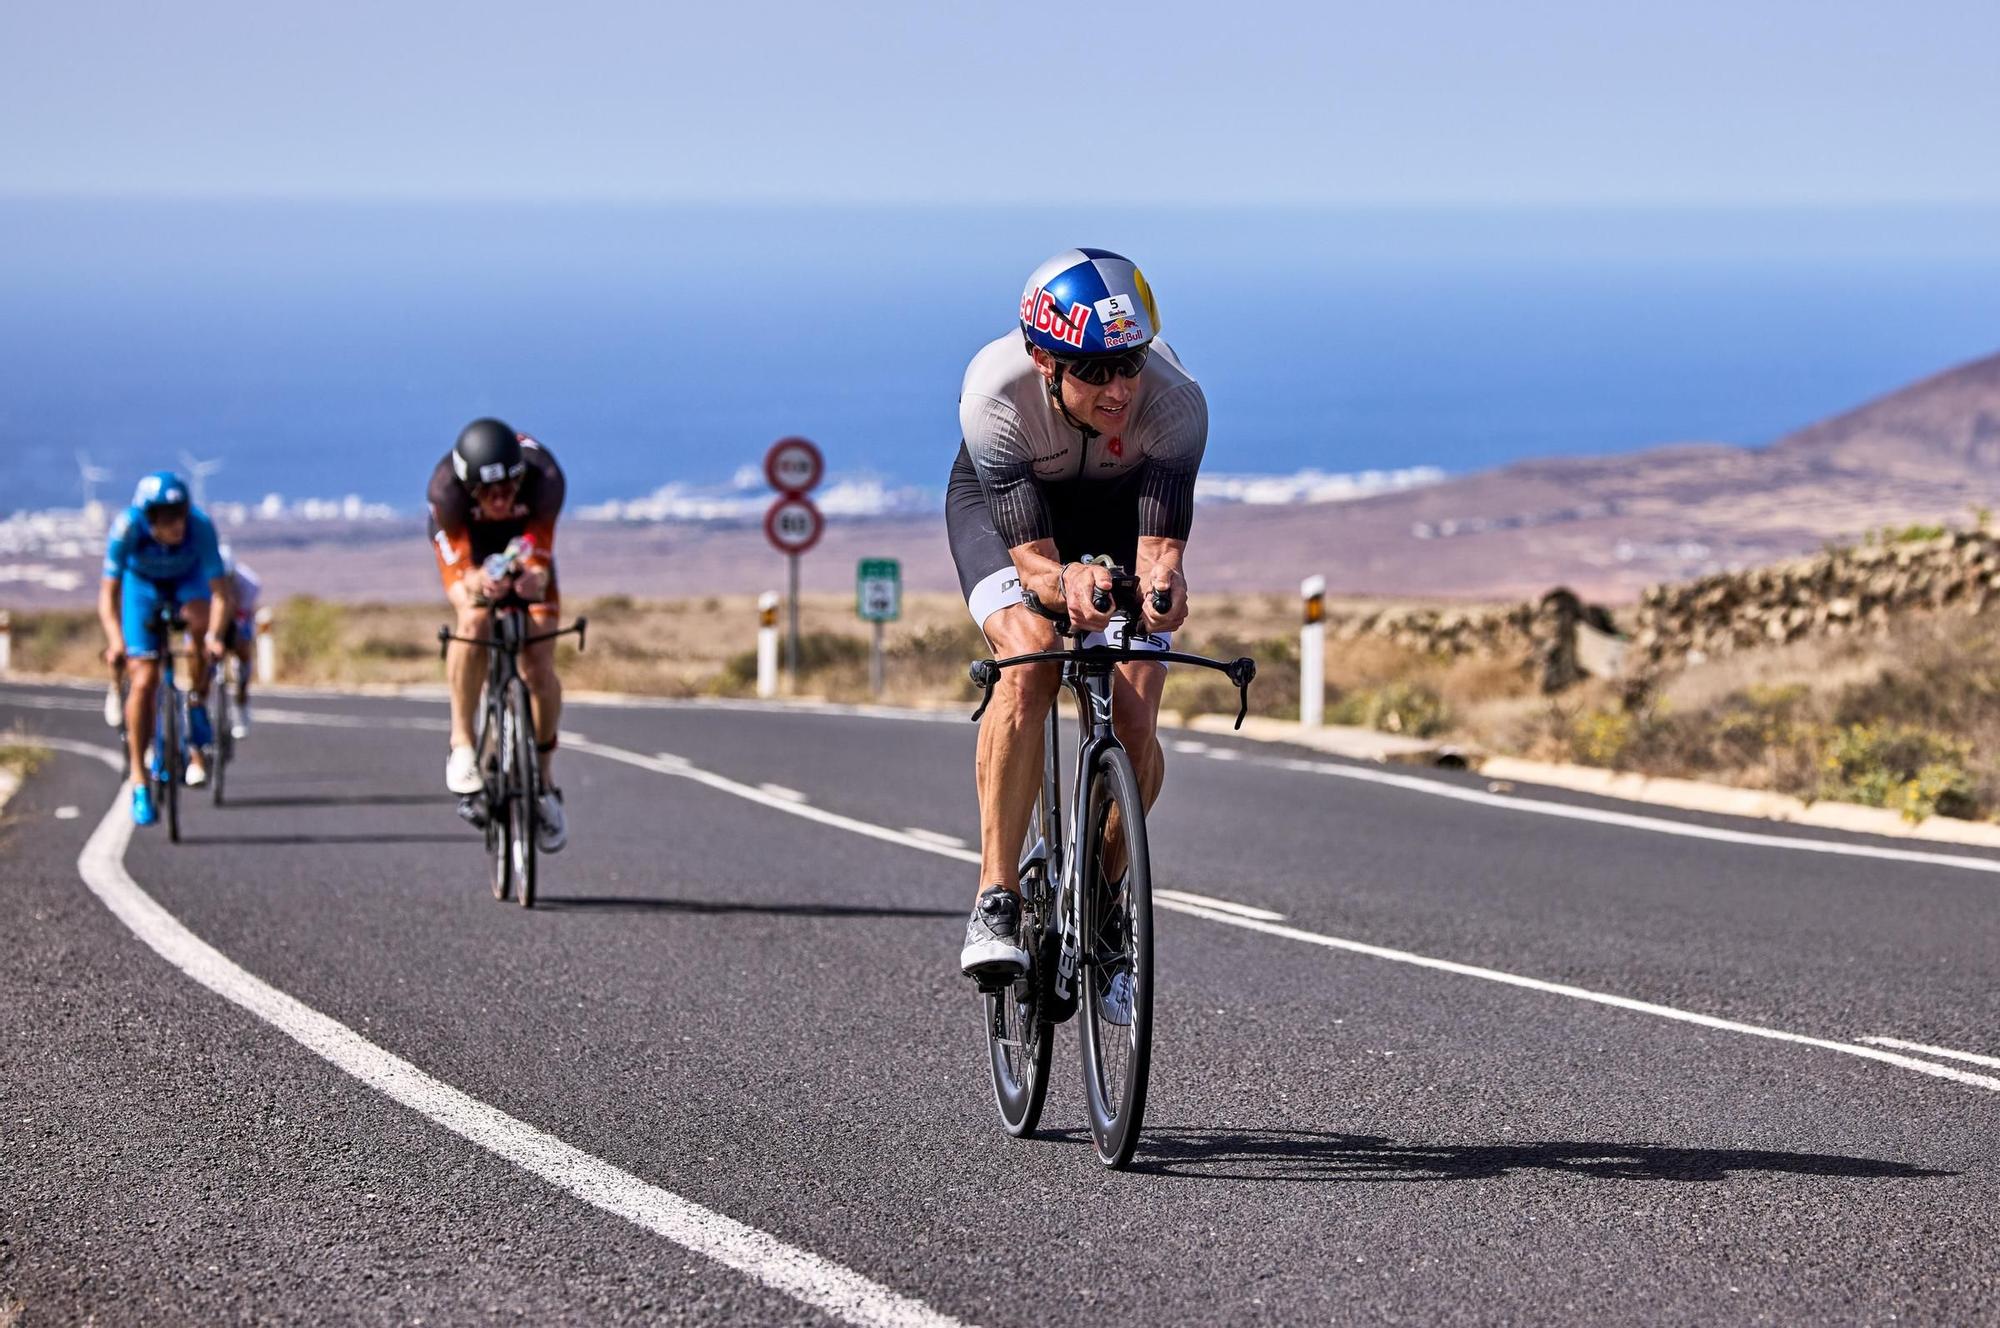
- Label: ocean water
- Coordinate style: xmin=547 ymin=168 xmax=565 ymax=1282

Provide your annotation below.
xmin=4 ymin=200 xmax=2000 ymax=516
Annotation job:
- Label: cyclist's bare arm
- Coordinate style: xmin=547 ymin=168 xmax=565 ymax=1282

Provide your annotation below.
xmin=97 ymin=576 xmax=125 ymax=665
xmin=1134 ymin=536 xmax=1189 ymax=633
xmin=1008 ymin=539 xmax=1120 ymax=634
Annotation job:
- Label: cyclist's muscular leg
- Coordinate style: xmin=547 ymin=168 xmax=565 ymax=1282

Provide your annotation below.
xmin=1103 ymin=659 xmax=1169 ymax=880
xmin=446 ymin=581 xmax=491 ymax=750
xmin=183 ymin=599 xmax=215 ymax=697
xmin=521 ymin=608 xmax=563 ymax=783
xmin=124 ymin=658 xmax=159 ymax=780
xmin=976 ymin=603 xmax=1062 ymax=901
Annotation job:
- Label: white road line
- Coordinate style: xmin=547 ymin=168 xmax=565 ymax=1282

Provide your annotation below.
xmin=10 ymin=682 xmax=2000 ymax=875
xmin=551 ymin=735 xmax=1999 ymax=1098
xmin=758 ymin=782 xmax=809 ymax=804
xmin=1170 ymin=740 xmax=1211 ymax=755
xmin=24 ymin=712 xmax=1999 ymax=1102
xmin=1155 ymin=899 xmax=2000 ymax=1094
xmin=1265 ymin=755 xmax=2000 ymax=876
xmin=902 ymin=828 xmax=970 ymax=851
xmin=53 ymin=744 xmax=962 ymax=1328
xmin=565 ymin=738 xmax=982 ymax=866
xmin=1154 ymin=889 xmax=1285 ymax=921
xmin=1861 ymin=1036 xmax=2000 ymax=1070
xmin=55 ymin=805 xmax=80 ymax=820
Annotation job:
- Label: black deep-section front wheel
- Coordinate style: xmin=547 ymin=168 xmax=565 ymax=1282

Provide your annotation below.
xmin=1077 ymin=746 xmax=1153 ymax=1169
xmin=159 ymin=687 xmax=183 ymax=844
xmin=505 ymin=676 xmax=539 ymax=909
xmin=483 ymin=690 xmax=512 ymax=902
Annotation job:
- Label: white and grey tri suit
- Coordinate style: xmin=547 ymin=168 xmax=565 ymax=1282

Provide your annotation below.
xmin=946 ymin=333 xmax=1207 ymax=647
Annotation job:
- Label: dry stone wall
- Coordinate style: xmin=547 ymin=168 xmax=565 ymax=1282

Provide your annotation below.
xmin=1631 ymin=531 xmax=2000 ymax=670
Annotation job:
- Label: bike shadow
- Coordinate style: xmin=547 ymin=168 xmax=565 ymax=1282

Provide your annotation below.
xmin=536 ymin=895 xmax=960 ymax=920
xmin=178 ymin=831 xmax=467 ymax=846
xmin=217 ymin=791 xmax=453 ymax=809
xmin=1044 ymin=1127 xmax=1952 ymax=1184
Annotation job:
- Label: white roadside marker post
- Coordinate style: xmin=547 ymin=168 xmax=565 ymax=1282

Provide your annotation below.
xmin=756 ymin=591 xmax=780 ymax=699
xmin=1300 ymin=575 xmax=1326 ymax=728
xmin=255 ymin=606 xmax=276 ymax=683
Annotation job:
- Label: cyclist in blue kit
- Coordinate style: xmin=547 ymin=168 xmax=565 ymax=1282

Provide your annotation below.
xmin=96 ymin=471 xmax=233 ymax=825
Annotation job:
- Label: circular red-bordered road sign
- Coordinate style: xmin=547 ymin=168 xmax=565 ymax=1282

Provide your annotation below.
xmin=764 ymin=494 xmax=824 ymax=555
xmin=764 ymin=437 xmax=824 ymax=496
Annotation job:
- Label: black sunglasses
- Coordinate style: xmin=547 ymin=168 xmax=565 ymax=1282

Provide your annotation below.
xmin=1057 ymin=345 xmax=1150 ymax=385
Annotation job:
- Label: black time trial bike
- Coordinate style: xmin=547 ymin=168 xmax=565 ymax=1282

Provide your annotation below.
xmin=967 ymin=559 xmax=1255 ymax=1168
xmin=437 ymin=561 xmax=586 ymax=909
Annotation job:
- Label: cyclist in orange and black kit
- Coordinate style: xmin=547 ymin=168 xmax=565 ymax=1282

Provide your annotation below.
xmin=427 ymin=417 xmax=568 ymax=852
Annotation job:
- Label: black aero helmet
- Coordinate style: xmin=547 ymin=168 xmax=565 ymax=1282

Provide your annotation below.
xmin=452 ymin=418 xmax=526 ymax=488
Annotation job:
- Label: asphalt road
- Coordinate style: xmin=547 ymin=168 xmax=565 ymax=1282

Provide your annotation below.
xmin=2 ymin=677 xmax=1996 ymax=1325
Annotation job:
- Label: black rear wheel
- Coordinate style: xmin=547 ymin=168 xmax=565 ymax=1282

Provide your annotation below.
xmin=211 ymin=679 xmax=231 ymax=806
xmin=987 ymin=793 xmax=1057 ymax=1136
xmin=505 ymin=677 xmax=539 ymax=909
xmin=1077 ymin=747 xmax=1153 ymax=1169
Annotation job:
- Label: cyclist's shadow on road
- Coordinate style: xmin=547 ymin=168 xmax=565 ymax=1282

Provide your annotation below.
xmin=1053 ymin=1128 xmax=1951 ymax=1184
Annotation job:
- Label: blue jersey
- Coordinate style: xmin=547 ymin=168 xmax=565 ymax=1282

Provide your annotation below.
xmin=102 ymin=505 xmax=226 ymax=586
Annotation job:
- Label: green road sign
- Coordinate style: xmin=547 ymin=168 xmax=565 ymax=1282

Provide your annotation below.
xmin=857 ymin=558 xmax=902 ymax=622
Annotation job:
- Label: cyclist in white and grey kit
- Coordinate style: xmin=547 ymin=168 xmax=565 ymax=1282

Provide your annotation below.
xmin=951 ymin=248 xmax=1207 ymax=982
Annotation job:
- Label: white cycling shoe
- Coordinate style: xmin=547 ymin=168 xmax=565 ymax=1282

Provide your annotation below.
xmin=104 ymin=685 xmax=124 ymax=728
xmin=535 ymin=788 xmax=567 ymax=854
xmin=185 ymin=756 xmax=208 ymax=788
xmin=446 ymin=745 xmax=483 ymax=795
xmin=231 ymin=704 xmax=252 ymax=740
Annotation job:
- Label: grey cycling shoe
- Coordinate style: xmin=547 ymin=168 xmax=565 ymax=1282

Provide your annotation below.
xmin=960 ymin=888 xmax=1030 ymax=982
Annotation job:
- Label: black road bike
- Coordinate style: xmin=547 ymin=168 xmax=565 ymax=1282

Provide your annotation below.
xmin=208 ymin=648 xmax=238 ymax=807
xmin=967 ymin=560 xmax=1255 ymax=1168
xmin=438 ymin=592 xmax=585 ymax=909
xmin=120 ymin=603 xmax=198 ymax=843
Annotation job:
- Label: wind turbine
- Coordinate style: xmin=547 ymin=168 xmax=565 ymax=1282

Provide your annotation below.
xmin=76 ymin=451 xmax=113 ymax=509
xmin=179 ymin=450 xmax=225 ymax=507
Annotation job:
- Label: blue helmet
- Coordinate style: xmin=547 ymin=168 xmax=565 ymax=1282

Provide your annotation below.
xmin=1018 ymin=248 xmax=1159 ymax=358
xmin=133 ymin=470 xmax=191 ymax=514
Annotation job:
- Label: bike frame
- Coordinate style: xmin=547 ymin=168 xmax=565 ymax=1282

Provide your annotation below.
xmin=972 ymin=621 xmax=1255 ymax=1006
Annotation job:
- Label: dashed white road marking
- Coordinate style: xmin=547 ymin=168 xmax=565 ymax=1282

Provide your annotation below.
xmin=15 ymin=704 xmax=2000 ymax=1105
xmin=55 ymin=805 xmax=81 ymax=820
xmin=757 ymin=782 xmax=809 ymax=804
xmin=1262 ymin=754 xmax=2000 ymax=875
xmin=1155 ymin=889 xmax=1284 ymax=921
xmin=41 ymin=738 xmax=963 ymax=1328
xmin=555 ymin=736 xmax=2000 ymax=1097
xmin=1862 ymin=1036 xmax=2000 ymax=1071
xmin=902 ymin=828 xmax=969 ymax=851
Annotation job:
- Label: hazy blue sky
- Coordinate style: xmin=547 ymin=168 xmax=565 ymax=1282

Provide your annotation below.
xmin=5 ymin=0 xmax=1998 ymax=205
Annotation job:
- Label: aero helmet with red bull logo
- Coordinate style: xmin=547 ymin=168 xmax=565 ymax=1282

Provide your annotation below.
xmin=1018 ymin=249 xmax=1159 ymax=359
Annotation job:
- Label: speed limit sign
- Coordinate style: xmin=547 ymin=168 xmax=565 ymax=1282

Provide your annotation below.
xmin=764 ymin=437 xmax=824 ymax=496
xmin=764 ymin=494 xmax=824 ymax=555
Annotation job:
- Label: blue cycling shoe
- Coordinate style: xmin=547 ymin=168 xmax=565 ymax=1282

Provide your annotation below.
xmin=187 ymin=703 xmax=214 ymax=749
xmin=131 ymin=784 xmax=159 ymax=827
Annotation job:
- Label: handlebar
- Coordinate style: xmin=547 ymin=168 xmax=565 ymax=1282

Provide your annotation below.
xmin=968 ymin=646 xmax=1257 ymax=730
xmin=437 ymin=611 xmax=589 ymax=659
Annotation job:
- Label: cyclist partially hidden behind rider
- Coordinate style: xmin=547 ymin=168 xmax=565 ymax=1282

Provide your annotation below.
xmin=217 ymin=544 xmax=260 ymax=740
xmin=951 ymin=249 xmax=1205 ymax=981
xmin=427 ymin=417 xmax=568 ymax=853
xmin=97 ymin=471 xmax=233 ymax=826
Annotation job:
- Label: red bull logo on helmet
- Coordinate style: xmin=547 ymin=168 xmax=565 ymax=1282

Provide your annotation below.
xmin=1102 ymin=315 xmax=1145 ymax=349
xmin=1020 ymin=286 xmax=1093 ymax=349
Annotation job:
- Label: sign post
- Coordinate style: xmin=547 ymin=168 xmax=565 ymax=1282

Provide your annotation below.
xmin=856 ymin=558 xmax=901 ymax=697
xmin=763 ymin=437 xmax=825 ymax=692
xmin=1300 ymin=575 xmax=1326 ymax=727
